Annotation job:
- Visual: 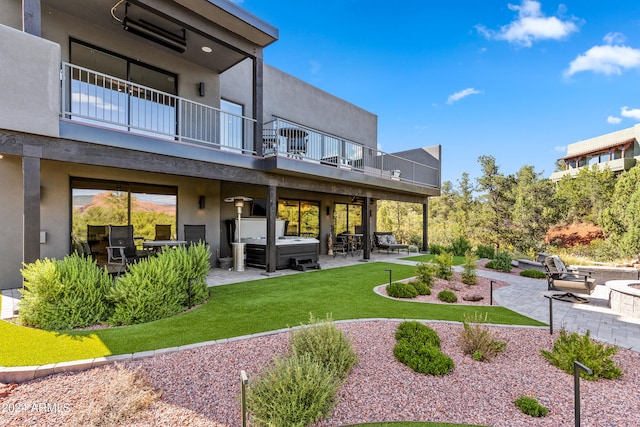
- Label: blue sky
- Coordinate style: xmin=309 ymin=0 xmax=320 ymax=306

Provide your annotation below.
xmin=235 ymin=0 xmax=640 ymax=185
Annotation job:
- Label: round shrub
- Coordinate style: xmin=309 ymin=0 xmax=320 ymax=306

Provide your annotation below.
xmin=520 ymin=269 xmax=546 ymax=279
xmin=246 ymin=354 xmax=341 ymax=427
xmin=411 ymin=280 xmax=431 ymax=295
xmin=393 ymin=339 xmax=454 ymax=375
xmin=291 ymin=315 xmax=358 ymax=380
xmin=437 ymin=289 xmax=458 ymax=303
xmin=514 ymin=395 xmax=549 ymax=417
xmin=395 ymin=321 xmax=441 ymax=348
xmin=386 ymin=281 xmax=418 ymax=299
xmin=490 ymin=251 xmax=512 ymax=272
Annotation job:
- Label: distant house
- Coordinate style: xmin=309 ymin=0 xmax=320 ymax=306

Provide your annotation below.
xmin=0 ymin=0 xmax=441 ymax=290
xmin=550 ymin=124 xmax=640 ymax=181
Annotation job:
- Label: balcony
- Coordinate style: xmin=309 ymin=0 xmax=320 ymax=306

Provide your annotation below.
xmin=60 ymin=62 xmax=439 ymax=189
xmin=550 ymin=157 xmax=637 ymax=181
xmin=61 ymin=62 xmax=256 ymax=154
xmin=264 ymin=118 xmax=440 ymax=188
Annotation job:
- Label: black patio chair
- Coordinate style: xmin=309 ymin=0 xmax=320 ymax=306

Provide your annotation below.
xmin=106 ymin=225 xmax=148 ymax=275
xmin=184 ymin=224 xmax=207 ymax=246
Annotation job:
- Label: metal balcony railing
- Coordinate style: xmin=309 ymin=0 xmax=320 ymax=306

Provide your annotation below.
xmin=59 ymin=63 xmax=439 ymax=189
xmin=264 ymin=117 xmax=440 ymax=188
xmin=60 ymin=62 xmax=256 ymax=153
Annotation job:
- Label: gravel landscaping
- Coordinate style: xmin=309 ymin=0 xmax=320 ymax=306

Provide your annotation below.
xmin=2 ymin=319 xmax=639 ymax=427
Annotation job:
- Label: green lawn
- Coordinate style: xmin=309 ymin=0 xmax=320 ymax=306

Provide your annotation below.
xmin=1 ymin=262 xmax=543 ymax=366
xmin=402 ymin=254 xmax=466 ymax=264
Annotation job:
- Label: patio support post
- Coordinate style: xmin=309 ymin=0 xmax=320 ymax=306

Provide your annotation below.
xmin=362 ymin=197 xmax=371 ymax=260
xmin=422 ymin=200 xmax=428 ymax=252
xmin=23 ymin=145 xmax=41 ymax=266
xmin=265 ymin=185 xmax=277 ymax=273
xmin=253 ymin=56 xmax=264 ymax=157
xmin=23 ymin=0 xmax=41 ymax=36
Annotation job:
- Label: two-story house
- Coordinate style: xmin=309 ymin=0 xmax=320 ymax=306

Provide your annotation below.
xmin=0 ymin=0 xmax=441 ymax=290
xmin=550 ymin=124 xmax=640 ymax=181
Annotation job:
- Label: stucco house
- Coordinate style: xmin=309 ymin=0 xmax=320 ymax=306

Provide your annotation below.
xmin=550 ymin=124 xmax=640 ymax=182
xmin=0 ymin=0 xmax=441 ymax=290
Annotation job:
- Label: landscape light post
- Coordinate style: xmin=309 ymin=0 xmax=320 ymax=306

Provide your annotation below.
xmin=544 ymin=295 xmax=553 ymax=335
xmin=385 ymin=269 xmax=392 ymax=286
xmin=574 ymin=361 xmax=593 ymax=427
xmin=240 ymin=370 xmax=249 ymax=427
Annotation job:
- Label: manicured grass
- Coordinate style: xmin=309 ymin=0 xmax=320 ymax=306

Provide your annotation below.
xmin=402 ymin=254 xmax=465 ymax=265
xmin=1 ymin=262 xmax=543 ymax=366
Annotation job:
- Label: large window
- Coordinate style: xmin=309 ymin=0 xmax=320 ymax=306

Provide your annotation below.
xmin=69 ymin=40 xmax=177 ymax=137
xmin=278 ymin=199 xmax=320 ymax=238
xmin=333 ymin=203 xmax=362 ymax=235
xmin=71 ymin=178 xmax=177 ymax=245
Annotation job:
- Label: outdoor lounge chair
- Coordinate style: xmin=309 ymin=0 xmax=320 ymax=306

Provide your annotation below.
xmin=542 ymin=255 xmax=596 ymax=302
xmin=106 ymin=225 xmax=149 ymax=275
xmin=373 ymin=231 xmax=409 ymax=254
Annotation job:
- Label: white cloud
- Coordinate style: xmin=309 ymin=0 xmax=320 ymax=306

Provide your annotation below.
xmin=447 ymin=88 xmax=483 ymax=105
xmin=564 ymin=33 xmax=640 ymax=76
xmin=607 ymin=116 xmax=622 ymax=124
xmin=554 ymin=145 xmax=567 ymax=153
xmin=308 ymin=60 xmax=322 ymax=76
xmin=621 ymin=106 xmax=640 ymax=120
xmin=477 ymin=0 xmax=579 ymax=47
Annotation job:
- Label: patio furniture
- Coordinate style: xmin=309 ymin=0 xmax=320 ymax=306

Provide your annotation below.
xmin=106 ymin=225 xmax=149 ymax=275
xmin=542 ymin=255 xmax=596 ymax=302
xmin=154 ymin=224 xmax=172 ymax=240
xmin=184 ymin=224 xmax=207 ymax=246
xmin=373 ymin=231 xmax=409 ymax=254
xmin=333 ymin=234 xmax=349 ymax=257
xmin=87 ymin=224 xmax=108 ymax=259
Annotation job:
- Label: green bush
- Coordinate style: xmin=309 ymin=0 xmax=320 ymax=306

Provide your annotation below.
xmin=411 ymin=280 xmax=431 ymax=295
xmin=108 ymin=243 xmax=211 ymax=326
xmin=395 ymin=321 xmax=441 ymax=348
xmin=434 ymin=252 xmax=454 ymax=280
xmin=520 ymin=269 xmax=546 ymax=279
xmin=386 ymin=281 xmax=418 ymax=299
xmin=290 ymin=314 xmax=358 ymax=380
xmin=475 ymin=244 xmax=495 ymax=259
xmin=19 ymin=253 xmax=113 ymax=330
xmin=449 ymin=236 xmax=472 ymax=256
xmin=246 ymin=354 xmax=341 ymax=427
xmin=416 ymin=261 xmax=436 ymax=288
xmin=437 ymin=289 xmax=458 ymax=303
xmin=428 ymin=243 xmax=445 ymax=255
xmin=540 ymin=329 xmax=622 ymax=380
xmin=461 ymin=251 xmax=478 ymax=285
xmin=458 ymin=313 xmax=506 ymax=362
xmin=487 ymin=251 xmax=512 ymax=272
xmin=514 ymin=395 xmax=549 ymax=417
xmin=393 ymin=339 xmax=454 ymax=375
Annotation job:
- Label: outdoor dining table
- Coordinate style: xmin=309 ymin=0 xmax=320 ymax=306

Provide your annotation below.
xmin=142 ymin=240 xmax=188 ymax=252
xmin=342 ymin=233 xmax=363 ymax=257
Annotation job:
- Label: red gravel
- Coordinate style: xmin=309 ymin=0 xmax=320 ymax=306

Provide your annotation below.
xmin=2 ymin=321 xmax=639 ymax=427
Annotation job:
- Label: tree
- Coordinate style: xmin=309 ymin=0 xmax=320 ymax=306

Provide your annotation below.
xmin=510 ymin=165 xmax=556 ymax=252
xmin=475 ymin=155 xmax=515 ymax=250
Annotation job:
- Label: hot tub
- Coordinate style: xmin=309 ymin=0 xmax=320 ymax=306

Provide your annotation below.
xmin=244 ymin=237 xmax=320 ymax=269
